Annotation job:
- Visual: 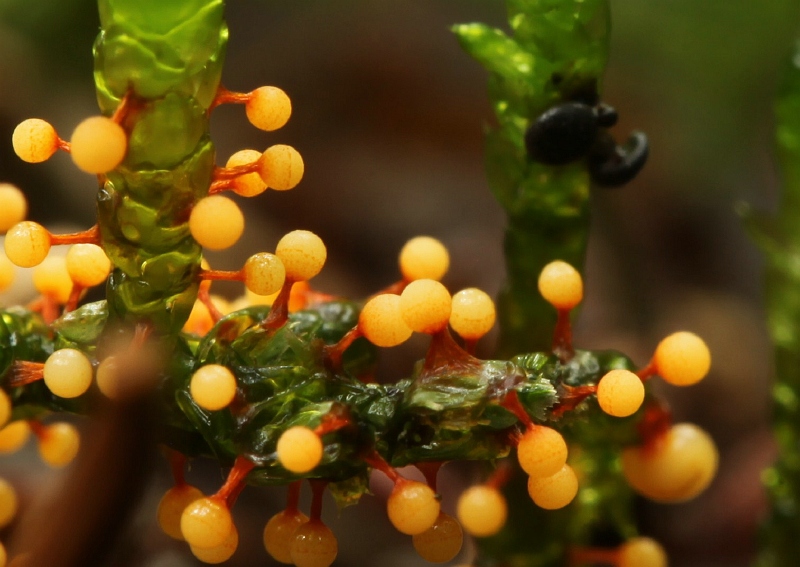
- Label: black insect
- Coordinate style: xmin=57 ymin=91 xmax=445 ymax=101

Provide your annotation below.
xmin=524 ymin=97 xmax=648 ymax=188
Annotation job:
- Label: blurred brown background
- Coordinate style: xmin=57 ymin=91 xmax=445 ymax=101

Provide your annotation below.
xmin=1 ymin=0 xmax=799 ymax=565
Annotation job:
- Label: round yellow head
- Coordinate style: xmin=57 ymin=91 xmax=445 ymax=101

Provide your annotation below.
xmin=275 ymin=230 xmax=326 ymax=281
xmin=399 ymin=279 xmax=452 ymax=334
xmin=398 ymin=236 xmax=449 ymax=281
xmin=70 ymin=116 xmax=127 ymax=174
xmin=537 ymin=260 xmax=583 ymax=310
xmin=246 ymin=86 xmax=292 ymax=132
xmin=653 ymin=331 xmax=711 ymax=386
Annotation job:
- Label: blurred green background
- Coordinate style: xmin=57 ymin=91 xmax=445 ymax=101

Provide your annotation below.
xmin=0 ymin=0 xmax=798 ymax=565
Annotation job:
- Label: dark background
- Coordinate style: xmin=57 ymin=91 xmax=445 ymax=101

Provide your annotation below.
xmin=0 ymin=1 xmax=798 ymax=565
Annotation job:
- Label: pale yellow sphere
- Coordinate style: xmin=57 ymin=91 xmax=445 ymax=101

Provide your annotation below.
xmin=621 ymin=423 xmax=718 ymax=503
xmin=12 ymin=118 xmax=58 ymax=163
xmin=537 ymin=260 xmax=583 ymax=310
xmin=264 ymin=510 xmax=309 ymax=564
xmin=387 ymin=480 xmax=440 ymax=535
xmin=290 ymin=521 xmax=338 ymax=567
xmin=70 ymin=116 xmax=127 ymax=174
xmin=517 ymin=425 xmax=568 ymax=478
xmin=597 ymin=369 xmax=645 ymax=418
xmin=43 ymin=348 xmax=93 ymax=399
xmin=412 ymin=512 xmax=463 ymax=563
xmin=527 ymin=464 xmax=579 ymax=510
xmin=653 ymin=331 xmax=711 ymax=386
xmin=618 ymin=537 xmax=668 ymax=567
xmin=0 ymin=184 xmax=28 ymax=233
xmin=96 ymin=356 xmax=121 ymax=399
xmin=275 ymin=230 xmax=326 ymax=281
xmin=33 ymin=256 xmax=74 ymax=304
xmin=0 ymin=255 xmax=14 ymax=292
xmin=4 ymin=221 xmax=51 ymax=268
xmin=190 ymin=365 xmax=238 ymax=411
xmin=258 ymin=145 xmax=304 ymax=190
xmin=244 ymin=252 xmax=286 ymax=296
xmin=276 ymin=426 xmax=323 ymax=473
xmin=0 ymin=422 xmax=30 ymax=454
xmin=0 ymin=478 xmax=18 ymax=528
xmin=359 ymin=294 xmax=413 ymax=347
xmin=66 ymin=244 xmax=111 ymax=287
xmin=399 ymin=236 xmax=449 ymax=281
xmin=449 ymin=288 xmax=496 ymax=340
xmin=246 ymin=86 xmax=292 ymax=132
xmin=456 ymin=485 xmax=507 ymax=538
xmin=38 ymin=422 xmax=80 ymax=468
xmin=226 ymin=149 xmax=267 ymax=197
xmin=180 ymin=497 xmax=233 ymax=549
xmin=157 ymin=484 xmax=205 ymax=540
xmin=190 ymin=524 xmax=239 ymax=564
xmin=190 ymin=196 xmax=244 ymax=250
xmin=399 ymin=279 xmax=452 ymax=334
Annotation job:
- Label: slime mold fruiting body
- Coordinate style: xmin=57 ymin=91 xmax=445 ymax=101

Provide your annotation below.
xmin=0 ymin=1 xmax=717 ymax=566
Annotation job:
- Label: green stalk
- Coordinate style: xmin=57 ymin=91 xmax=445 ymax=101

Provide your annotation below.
xmin=455 ymin=2 xmax=640 ymax=565
xmin=94 ymin=0 xmax=227 ymax=336
xmin=749 ymin=38 xmax=800 ymax=567
xmin=454 ymin=0 xmax=609 ymax=357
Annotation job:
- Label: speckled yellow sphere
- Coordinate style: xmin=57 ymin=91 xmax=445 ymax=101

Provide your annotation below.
xmin=359 ymin=294 xmax=413 ymax=347
xmin=180 ymin=497 xmax=233 ymax=550
xmin=449 ymin=288 xmax=496 ymax=340
xmin=275 ymin=230 xmax=326 ymax=281
xmin=258 ymin=145 xmax=304 ymax=190
xmin=66 ymin=244 xmax=111 ymax=287
xmin=243 ymin=253 xmax=286 ymax=296
xmin=227 ymin=149 xmax=267 ymax=197
xmin=527 ymin=464 xmax=579 ymax=510
xmin=596 ymin=369 xmax=645 ymax=418
xmin=387 ymin=480 xmax=440 ymax=535
xmin=246 ymin=86 xmax=292 ymax=132
xmin=4 ymin=221 xmax=50 ymax=268
xmin=399 ymin=279 xmax=452 ymax=334
xmin=399 ymin=236 xmax=449 ymax=281
xmin=12 ymin=118 xmax=58 ymax=163
xmin=653 ymin=331 xmax=711 ymax=386
xmin=537 ymin=260 xmax=583 ymax=310
xmin=517 ymin=425 xmax=568 ymax=479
